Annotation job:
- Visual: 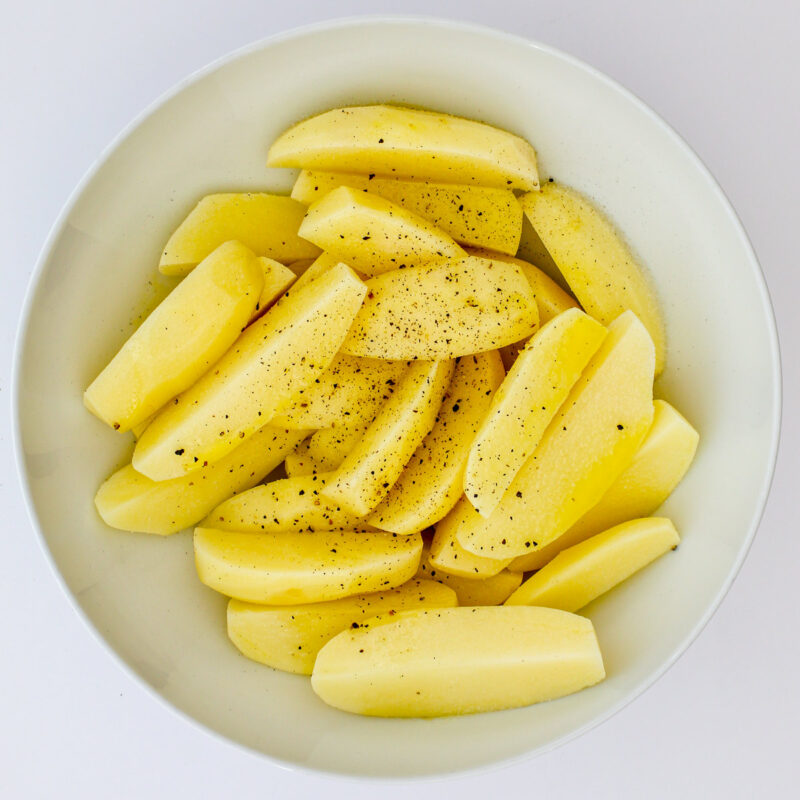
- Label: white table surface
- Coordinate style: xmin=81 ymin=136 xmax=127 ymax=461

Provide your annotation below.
xmin=2 ymin=1 xmax=798 ymax=797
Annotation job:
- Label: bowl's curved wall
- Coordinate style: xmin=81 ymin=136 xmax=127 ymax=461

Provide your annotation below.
xmin=14 ymin=18 xmax=780 ymax=777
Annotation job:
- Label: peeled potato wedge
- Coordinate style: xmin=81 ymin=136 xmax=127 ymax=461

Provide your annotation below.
xmin=194 ymin=527 xmax=422 ymax=604
xmin=207 ymin=472 xmax=367 ymax=533
xmin=85 ymin=241 xmax=263 ymax=432
xmin=306 ymin=421 xmax=374 ymax=469
xmin=271 ymin=354 xmax=407 ymax=430
xmin=520 ymin=183 xmax=666 ymax=374
xmin=268 ymin=104 xmax=540 ymax=191
xmin=227 ymin=579 xmax=457 ymax=674
xmin=323 ymin=360 xmax=454 ymax=516
xmin=465 ymin=309 xmax=608 ymax=517
xmin=368 ymin=351 xmax=504 ymax=534
xmin=132 ymin=263 xmax=366 ymax=481
xmin=292 ymin=171 xmax=522 ymax=255
xmin=509 ymin=399 xmax=698 ymax=572
xmin=505 ymin=518 xmax=679 ymax=611
xmin=250 ymin=257 xmax=296 ymax=321
xmin=95 ymin=427 xmax=306 ymax=535
xmin=415 ymin=546 xmax=522 ymax=606
xmin=283 ymin=438 xmax=328 ymax=478
xmin=457 ymin=311 xmax=655 ymax=559
xmin=159 ymin=193 xmax=319 ymax=276
xmin=341 ymin=256 xmax=539 ymax=360
xmin=298 ymin=186 xmax=465 ymax=276
xmin=430 ymin=499 xmax=513 ymax=578
xmin=311 ymin=606 xmax=604 ymax=717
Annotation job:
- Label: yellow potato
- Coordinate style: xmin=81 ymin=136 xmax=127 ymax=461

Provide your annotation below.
xmin=509 ymin=399 xmax=698 ymax=572
xmin=415 ymin=546 xmax=522 ymax=606
xmin=456 ymin=311 xmax=655 ymax=559
xmin=520 ymin=182 xmax=666 ymax=374
xmin=131 ymin=414 xmax=155 ymax=440
xmin=292 ymin=171 xmax=522 ymax=255
xmin=283 ymin=438 xmax=325 ymax=478
xmin=268 ymin=104 xmax=540 ymax=190
xmin=368 ymin=351 xmax=504 ymax=534
xmin=132 ymin=263 xmax=366 ymax=481
xmin=159 ymin=193 xmax=319 ymax=276
xmin=288 ymin=257 xmax=316 ymax=277
xmin=505 ymin=518 xmax=679 ymax=611
xmin=194 ymin=527 xmax=422 ymax=604
xmin=250 ymin=257 xmax=296 ymax=321
xmin=298 ymin=186 xmax=465 ymax=276
xmin=271 ymin=354 xmax=407 ymax=430
xmin=84 ymin=241 xmax=263 ymax=432
xmin=311 ymin=606 xmax=604 ymax=717
xmin=341 ymin=256 xmax=539 ymax=360
xmin=227 ymin=579 xmax=457 ymax=674
xmin=95 ymin=427 xmax=305 ymax=535
xmin=323 ymin=360 xmax=454 ymax=516
xmin=429 ymin=499 xmax=513 ymax=577
xmin=207 ymin=472 xmax=367 ymax=532
xmin=464 ymin=309 xmax=608 ymax=517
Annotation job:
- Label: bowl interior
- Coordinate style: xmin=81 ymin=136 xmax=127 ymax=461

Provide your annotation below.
xmin=15 ymin=19 xmax=779 ymax=778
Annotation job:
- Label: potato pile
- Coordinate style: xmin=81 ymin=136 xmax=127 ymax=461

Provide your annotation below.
xmin=87 ymin=105 xmax=699 ymax=718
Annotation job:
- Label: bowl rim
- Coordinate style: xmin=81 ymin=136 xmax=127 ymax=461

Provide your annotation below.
xmin=11 ymin=14 xmax=783 ymax=781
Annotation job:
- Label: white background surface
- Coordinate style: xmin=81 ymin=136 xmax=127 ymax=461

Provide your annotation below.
xmin=1 ymin=1 xmax=797 ymax=797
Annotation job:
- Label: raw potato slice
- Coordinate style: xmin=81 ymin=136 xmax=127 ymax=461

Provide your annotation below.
xmin=520 ymin=183 xmax=666 ymax=374
xmin=132 ymin=263 xmax=366 ymax=481
xmin=194 ymin=527 xmax=422 ymax=604
xmin=323 ymin=360 xmax=454 ymax=516
xmin=509 ymin=400 xmax=698 ymax=572
xmin=284 ymin=438 xmax=327 ymax=478
xmin=368 ymin=351 xmax=504 ymax=534
xmin=207 ymin=472 xmax=367 ymax=533
xmin=292 ymin=171 xmax=522 ymax=255
xmin=159 ymin=193 xmax=319 ymax=276
xmin=227 ymin=579 xmax=457 ymax=674
xmin=95 ymin=427 xmax=306 ymax=535
xmin=311 ymin=606 xmax=604 ymax=717
xmin=505 ymin=518 xmax=680 ymax=611
xmin=429 ymin=499 xmax=513 ymax=578
xmin=457 ymin=311 xmax=656 ymax=559
xmin=288 ymin=257 xmax=316 ymax=277
xmin=268 ymin=105 xmax=540 ymax=190
xmin=250 ymin=257 xmax=296 ymax=321
xmin=131 ymin=414 xmax=156 ymax=440
xmin=271 ymin=354 xmax=407 ymax=430
xmin=298 ymin=186 xmax=465 ymax=276
xmin=340 ymin=257 xmax=539 ymax=360
xmin=468 ymin=250 xmax=580 ymax=370
xmin=415 ymin=546 xmax=522 ymax=606
xmin=465 ymin=310 xmax=608 ymax=517
xmin=84 ymin=241 xmax=263 ymax=432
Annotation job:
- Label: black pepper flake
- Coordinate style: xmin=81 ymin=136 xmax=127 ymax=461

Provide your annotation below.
xmin=174 ymin=448 xmax=184 ymax=456
xmin=516 ymin=490 xmax=523 ymax=498
xmin=617 ymin=424 xmax=624 ymax=430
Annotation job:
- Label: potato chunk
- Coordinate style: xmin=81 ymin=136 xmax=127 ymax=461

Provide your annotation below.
xmin=298 ymin=186 xmax=465 ymax=276
xmin=341 ymin=256 xmax=538 ymax=360
xmin=520 ymin=183 xmax=666 ymax=373
xmin=194 ymin=527 xmax=422 ymax=604
xmin=95 ymin=426 xmax=305 ymax=535
xmin=268 ymin=105 xmax=540 ymax=190
xmin=505 ymin=518 xmax=679 ymax=611
xmin=132 ymin=263 xmax=366 ymax=480
xmin=85 ymin=241 xmax=263 ymax=432
xmin=227 ymin=580 xmax=456 ymax=674
xmin=311 ymin=607 xmax=604 ymax=717
xmin=159 ymin=193 xmax=319 ymax=276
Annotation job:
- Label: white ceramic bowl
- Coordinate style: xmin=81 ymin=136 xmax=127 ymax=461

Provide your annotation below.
xmin=13 ymin=18 xmax=780 ymax=778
